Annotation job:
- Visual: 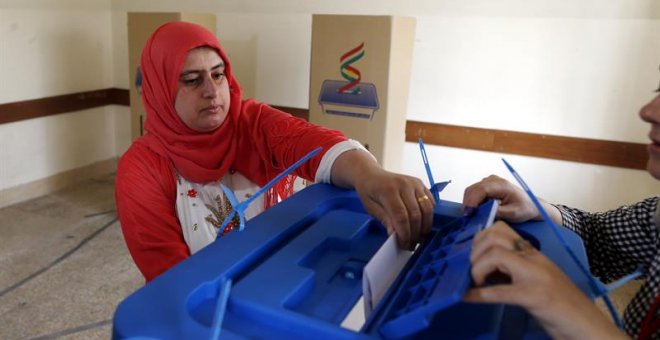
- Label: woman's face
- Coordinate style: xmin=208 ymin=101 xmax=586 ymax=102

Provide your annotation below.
xmin=640 ymin=92 xmax=660 ymax=179
xmin=174 ymin=47 xmax=231 ymax=132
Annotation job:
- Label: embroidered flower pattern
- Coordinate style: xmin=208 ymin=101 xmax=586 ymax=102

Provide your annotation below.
xmin=187 ymin=189 xmax=197 ymax=198
xmin=205 ymin=193 xmax=240 ymax=237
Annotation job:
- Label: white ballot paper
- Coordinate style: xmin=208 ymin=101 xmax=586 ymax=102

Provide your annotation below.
xmin=362 ymin=233 xmax=413 ymax=317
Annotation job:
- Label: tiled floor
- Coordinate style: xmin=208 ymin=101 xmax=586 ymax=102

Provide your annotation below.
xmin=0 ymin=171 xmax=641 ymax=339
xmin=0 ymin=173 xmax=142 ymax=340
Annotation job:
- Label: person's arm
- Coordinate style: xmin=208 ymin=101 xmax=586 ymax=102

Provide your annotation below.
xmin=462 ymin=175 xmax=562 ymax=224
xmin=115 ymin=144 xmax=190 ymax=282
xmin=465 ymin=221 xmax=629 ymax=340
xmin=330 ymin=149 xmax=435 ymax=250
xmin=554 ymin=197 xmax=659 ymax=283
xmin=248 ymin=104 xmax=348 ymax=182
xmin=254 ymin=105 xmax=435 ymax=249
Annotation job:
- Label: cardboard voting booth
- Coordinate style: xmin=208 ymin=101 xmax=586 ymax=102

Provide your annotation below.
xmin=309 ymin=15 xmax=416 ymax=172
xmin=113 ymin=184 xmax=595 ymax=339
xmin=127 ymin=12 xmax=216 ymax=140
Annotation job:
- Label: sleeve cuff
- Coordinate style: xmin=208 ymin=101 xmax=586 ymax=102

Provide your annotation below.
xmin=314 ymin=139 xmax=376 ymax=184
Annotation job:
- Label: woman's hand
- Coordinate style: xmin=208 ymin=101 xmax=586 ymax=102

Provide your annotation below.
xmin=463 ymin=175 xmax=561 ymax=224
xmin=331 ymin=150 xmax=435 ymax=250
xmin=354 ymin=167 xmax=435 ymax=250
xmin=465 ymin=221 xmax=627 ymax=340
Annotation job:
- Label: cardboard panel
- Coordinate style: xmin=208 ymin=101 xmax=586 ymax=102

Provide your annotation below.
xmin=309 ymin=15 xmax=416 ymax=171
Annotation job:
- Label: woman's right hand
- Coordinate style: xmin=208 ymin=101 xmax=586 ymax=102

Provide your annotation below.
xmin=463 ymin=175 xmax=543 ymax=223
xmin=465 ymin=221 xmax=628 ymax=340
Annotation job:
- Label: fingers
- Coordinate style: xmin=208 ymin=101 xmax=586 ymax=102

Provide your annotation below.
xmin=400 ymin=189 xmax=421 ymax=250
xmin=378 ymin=192 xmax=413 ymax=249
xmin=361 ymin=190 xmax=415 ymax=250
xmin=464 ymin=285 xmax=526 ymax=306
xmin=470 ymin=244 xmax=530 ymax=286
xmin=462 ymin=175 xmax=508 ymax=210
xmin=462 ymin=175 xmax=538 ymax=223
xmin=360 ymin=196 xmax=393 ymax=234
xmin=354 ymin=168 xmax=436 ymax=250
xmin=419 ymin=187 xmax=435 ymax=236
xmin=394 ymin=178 xmax=436 ymax=249
xmin=470 ymin=221 xmax=542 ymax=288
xmin=470 ymin=221 xmax=520 ymax=261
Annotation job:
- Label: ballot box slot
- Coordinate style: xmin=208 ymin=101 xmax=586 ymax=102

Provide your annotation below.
xmin=362 ymin=200 xmax=499 ymax=339
xmin=360 ymin=218 xmax=460 ymax=336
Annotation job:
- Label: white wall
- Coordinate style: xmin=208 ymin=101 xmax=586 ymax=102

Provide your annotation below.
xmin=0 ymin=109 xmax=117 ymax=187
xmin=409 ymin=17 xmax=657 ymax=141
xmin=404 ymin=16 xmax=660 ymax=211
xmin=0 ymin=2 xmax=132 ymax=193
xmin=0 ymin=0 xmax=657 ymax=212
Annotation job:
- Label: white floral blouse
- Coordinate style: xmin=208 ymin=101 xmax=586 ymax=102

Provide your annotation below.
xmin=174 ymin=139 xmax=371 ymax=254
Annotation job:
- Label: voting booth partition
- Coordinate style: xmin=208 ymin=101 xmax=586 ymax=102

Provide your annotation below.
xmin=127 ymin=12 xmax=217 ymax=140
xmin=309 ymin=15 xmax=416 ymax=172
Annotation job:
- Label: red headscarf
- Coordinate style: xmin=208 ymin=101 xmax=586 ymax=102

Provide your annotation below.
xmin=138 ymin=21 xmax=245 ymax=183
xmin=136 ymin=21 xmax=343 ymax=206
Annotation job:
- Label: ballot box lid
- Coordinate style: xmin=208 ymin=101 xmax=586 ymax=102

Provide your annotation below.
xmin=362 ymin=200 xmax=498 ymax=339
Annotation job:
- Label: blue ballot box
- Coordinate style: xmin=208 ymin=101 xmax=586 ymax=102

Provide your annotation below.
xmin=113 ymin=184 xmax=595 ymax=339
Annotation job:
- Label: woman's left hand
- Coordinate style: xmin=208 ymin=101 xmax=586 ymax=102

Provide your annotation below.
xmin=331 ymin=150 xmax=435 ymax=250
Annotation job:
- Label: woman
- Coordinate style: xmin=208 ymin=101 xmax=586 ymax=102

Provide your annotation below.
xmin=462 ymin=92 xmax=660 ymax=338
xmin=116 ymin=22 xmax=435 ymax=282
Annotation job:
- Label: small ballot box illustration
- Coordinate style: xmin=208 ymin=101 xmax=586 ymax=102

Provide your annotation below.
xmin=318 ymin=80 xmax=379 ymax=119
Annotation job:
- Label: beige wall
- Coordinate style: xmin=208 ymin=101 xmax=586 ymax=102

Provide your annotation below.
xmin=0 ymin=3 xmax=130 ymax=201
xmin=0 ymin=0 xmax=658 ymax=211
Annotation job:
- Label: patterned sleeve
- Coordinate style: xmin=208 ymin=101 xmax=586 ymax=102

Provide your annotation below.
xmin=554 ymin=196 xmax=659 ymax=283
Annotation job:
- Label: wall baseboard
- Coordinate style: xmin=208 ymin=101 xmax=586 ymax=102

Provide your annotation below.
xmin=0 ymin=158 xmax=118 ymax=209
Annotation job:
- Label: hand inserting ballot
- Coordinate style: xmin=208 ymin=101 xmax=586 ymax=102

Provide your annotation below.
xmin=330 ymin=149 xmax=436 ymax=250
